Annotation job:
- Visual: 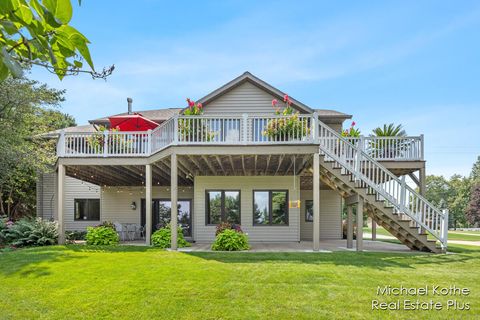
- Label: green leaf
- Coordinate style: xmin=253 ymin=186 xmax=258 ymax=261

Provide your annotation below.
xmin=0 ymin=61 xmax=9 ymax=80
xmin=0 ymin=1 xmax=16 ymax=14
xmin=73 ymin=60 xmax=82 ymax=68
xmin=43 ymin=0 xmax=72 ymax=24
xmin=0 ymin=47 xmax=23 ymax=78
xmin=30 ymin=0 xmax=46 ymax=22
xmin=14 ymin=4 xmax=33 ymax=24
xmin=0 ymin=20 xmax=19 ymax=35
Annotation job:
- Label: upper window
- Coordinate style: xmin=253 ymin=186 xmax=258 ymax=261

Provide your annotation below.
xmin=253 ymin=190 xmax=288 ymax=225
xmin=305 ymin=200 xmax=313 ymax=222
xmin=74 ymin=199 xmax=100 ymax=221
xmin=206 ymin=190 xmax=240 ymax=225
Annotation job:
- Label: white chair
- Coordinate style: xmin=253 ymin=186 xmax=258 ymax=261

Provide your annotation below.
xmin=126 ymin=224 xmax=136 ymax=241
xmin=114 ymin=221 xmax=126 ymax=241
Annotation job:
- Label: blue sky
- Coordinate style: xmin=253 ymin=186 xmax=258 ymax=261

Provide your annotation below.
xmin=31 ymin=0 xmax=480 ymax=177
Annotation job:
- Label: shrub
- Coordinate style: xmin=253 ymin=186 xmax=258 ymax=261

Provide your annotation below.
xmin=85 ymin=226 xmax=119 ymax=245
xmin=66 ymin=230 xmax=87 ymax=243
xmin=212 ymin=229 xmax=250 ymax=251
xmin=1 ymin=218 xmax=58 ymax=247
xmin=0 ymin=216 xmax=9 ymax=245
xmin=97 ymin=221 xmax=115 ymax=230
xmin=151 ymin=225 xmax=190 ymax=249
xmin=341 ymin=220 xmax=357 ymax=240
xmin=215 ymin=222 xmax=243 ymax=236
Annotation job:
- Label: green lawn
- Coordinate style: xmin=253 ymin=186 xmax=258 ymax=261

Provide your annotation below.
xmin=0 ymin=245 xmax=479 ymax=319
xmin=363 ymin=227 xmax=480 ymax=242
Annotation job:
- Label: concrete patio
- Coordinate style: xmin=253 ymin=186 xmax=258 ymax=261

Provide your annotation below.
xmin=175 ymin=239 xmax=416 ymax=253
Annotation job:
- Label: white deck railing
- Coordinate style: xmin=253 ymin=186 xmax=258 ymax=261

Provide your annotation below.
xmin=346 ymin=136 xmax=424 ymax=161
xmin=318 ymin=120 xmax=447 ymax=249
xmin=59 ymin=131 xmax=151 ymax=157
xmin=57 ymin=113 xmax=424 ymax=160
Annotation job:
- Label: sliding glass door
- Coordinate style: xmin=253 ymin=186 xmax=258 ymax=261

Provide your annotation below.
xmin=141 ymin=199 xmax=192 ymax=237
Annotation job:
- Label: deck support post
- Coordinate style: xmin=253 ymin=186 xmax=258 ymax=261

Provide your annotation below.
xmin=419 ymin=166 xmax=426 ymax=234
xmin=419 ymin=166 xmax=426 ymax=197
xmin=57 ymin=164 xmax=65 ymax=244
xmin=356 ymin=197 xmax=364 ymax=251
xmin=313 ymin=153 xmax=320 ymax=251
xmin=145 ymin=164 xmax=152 ymax=245
xmin=371 ymin=219 xmax=377 ymax=241
xmin=346 ymin=205 xmax=353 ymax=248
xmin=171 ymin=153 xmax=178 ymax=250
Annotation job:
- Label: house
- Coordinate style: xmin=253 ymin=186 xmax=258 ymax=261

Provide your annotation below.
xmin=36 ymin=72 xmax=448 ymax=252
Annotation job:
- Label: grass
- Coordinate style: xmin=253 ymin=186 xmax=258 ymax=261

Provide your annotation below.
xmin=363 ymin=227 xmax=480 ymax=242
xmin=0 ymin=245 xmax=479 ymax=319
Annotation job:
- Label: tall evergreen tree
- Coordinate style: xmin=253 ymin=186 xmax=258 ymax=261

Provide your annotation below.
xmin=470 ymin=156 xmax=480 ymax=183
xmin=466 ymin=184 xmax=480 ymax=227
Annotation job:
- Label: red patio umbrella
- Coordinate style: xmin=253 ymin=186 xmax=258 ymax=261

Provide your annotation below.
xmin=108 ymin=113 xmax=158 ymax=131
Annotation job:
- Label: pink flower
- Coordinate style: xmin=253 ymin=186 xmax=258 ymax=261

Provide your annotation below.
xmin=186 ymin=98 xmax=195 ymax=108
xmin=197 ymin=102 xmax=203 ymax=109
xmin=272 ymin=99 xmax=278 ymax=107
xmin=351 ymin=121 xmax=356 ymax=127
xmin=283 ymin=94 xmax=289 ymax=102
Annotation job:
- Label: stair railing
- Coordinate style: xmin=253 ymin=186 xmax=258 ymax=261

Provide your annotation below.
xmin=317 ymin=120 xmax=448 ymax=249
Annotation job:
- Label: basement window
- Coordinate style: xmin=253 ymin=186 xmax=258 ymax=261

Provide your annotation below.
xmin=206 ymin=190 xmax=241 ymax=225
xmin=253 ymin=190 xmax=288 ymax=226
xmin=74 ymin=199 xmax=100 ymax=221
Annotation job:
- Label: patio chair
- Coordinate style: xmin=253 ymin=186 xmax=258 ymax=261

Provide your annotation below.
xmin=113 ymin=221 xmax=127 ymax=241
xmin=126 ymin=224 xmax=137 ymax=241
xmin=137 ymin=225 xmax=145 ymax=239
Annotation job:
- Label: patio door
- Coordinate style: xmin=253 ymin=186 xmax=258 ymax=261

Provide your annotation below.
xmin=141 ymin=199 xmax=192 ymax=237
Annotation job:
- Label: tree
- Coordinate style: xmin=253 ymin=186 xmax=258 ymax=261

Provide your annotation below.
xmin=0 ymin=0 xmax=113 ymax=80
xmin=448 ymin=174 xmax=471 ymax=228
xmin=0 ymin=76 xmax=75 ymax=218
xmin=371 ymin=123 xmax=406 ymax=137
xmin=470 ymin=156 xmax=480 ymax=184
xmin=424 ymin=175 xmax=452 ymax=208
xmin=466 ymin=184 xmax=480 ymax=227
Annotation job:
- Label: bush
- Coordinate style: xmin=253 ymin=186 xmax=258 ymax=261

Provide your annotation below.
xmin=66 ymin=230 xmax=87 ymax=243
xmin=85 ymin=226 xmax=119 ymax=245
xmin=0 ymin=216 xmax=10 ymax=245
xmin=212 ymin=229 xmax=250 ymax=251
xmin=97 ymin=221 xmax=115 ymax=229
xmin=341 ymin=220 xmax=357 ymax=240
xmin=1 ymin=218 xmax=58 ymax=247
xmin=151 ymin=225 xmax=190 ymax=249
xmin=215 ymin=222 xmax=243 ymax=236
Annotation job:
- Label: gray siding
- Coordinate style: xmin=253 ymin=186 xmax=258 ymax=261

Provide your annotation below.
xmin=37 ymin=173 xmax=101 ymax=231
xmin=194 ymin=176 xmax=301 ymax=242
xmin=100 ymin=186 xmax=194 ymax=226
xmin=202 ymin=81 xmax=344 ymax=133
xmin=299 ymin=189 xmax=342 ymax=240
xmin=37 ymin=173 xmax=56 ymax=221
xmin=38 ymin=174 xmax=342 ymax=240
xmin=203 ymin=81 xmax=292 ymax=115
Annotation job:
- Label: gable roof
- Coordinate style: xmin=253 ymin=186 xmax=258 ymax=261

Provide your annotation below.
xmin=35 ymin=124 xmax=97 ymax=138
xmin=196 ymin=71 xmax=314 ymax=114
xmin=315 ymin=109 xmax=352 ymax=120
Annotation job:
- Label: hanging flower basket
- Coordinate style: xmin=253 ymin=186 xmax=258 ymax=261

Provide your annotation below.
xmin=262 ymin=95 xmax=310 ymax=141
xmin=179 ymin=98 xmax=216 ymax=142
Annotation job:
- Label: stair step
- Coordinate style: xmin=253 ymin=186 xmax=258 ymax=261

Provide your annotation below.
xmin=319 ymin=154 xmax=442 ymax=253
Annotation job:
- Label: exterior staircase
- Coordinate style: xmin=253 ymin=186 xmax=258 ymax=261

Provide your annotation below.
xmin=315 ymin=120 xmax=448 ymax=253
